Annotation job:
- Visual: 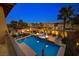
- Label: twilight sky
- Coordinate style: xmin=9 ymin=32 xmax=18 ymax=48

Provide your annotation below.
xmin=6 ymin=3 xmax=79 ymax=24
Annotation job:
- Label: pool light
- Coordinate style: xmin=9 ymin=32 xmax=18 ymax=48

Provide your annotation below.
xmin=45 ymin=45 xmax=48 ymax=48
xmin=37 ymin=41 xmax=39 ymax=43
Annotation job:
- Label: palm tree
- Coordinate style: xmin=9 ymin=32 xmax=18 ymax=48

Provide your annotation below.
xmin=57 ymin=6 xmax=74 ymax=38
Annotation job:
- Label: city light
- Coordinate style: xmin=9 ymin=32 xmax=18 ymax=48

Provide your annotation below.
xmin=76 ymin=42 xmax=79 ymax=46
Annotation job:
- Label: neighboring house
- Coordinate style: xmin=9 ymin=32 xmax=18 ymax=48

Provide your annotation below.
xmin=27 ymin=22 xmax=73 ymax=31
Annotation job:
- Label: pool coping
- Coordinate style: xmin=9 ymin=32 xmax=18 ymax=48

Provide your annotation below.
xmin=10 ymin=35 xmax=36 ymax=56
xmin=16 ymin=35 xmax=32 ymax=40
xmin=16 ymin=41 xmax=36 ymax=56
xmin=57 ymin=44 xmax=66 ymax=56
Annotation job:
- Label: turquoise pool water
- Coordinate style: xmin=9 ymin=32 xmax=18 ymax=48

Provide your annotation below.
xmin=17 ymin=35 xmax=60 ymax=56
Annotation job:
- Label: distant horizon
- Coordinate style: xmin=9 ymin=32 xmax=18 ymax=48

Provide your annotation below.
xmin=7 ymin=19 xmax=63 ymax=24
xmin=6 ymin=3 xmax=79 ymax=24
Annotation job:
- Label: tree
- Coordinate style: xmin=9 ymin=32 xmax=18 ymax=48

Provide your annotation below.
xmin=38 ymin=22 xmax=43 ymax=29
xmin=72 ymin=15 xmax=79 ymax=25
xmin=18 ymin=20 xmax=24 ymax=29
xmin=10 ymin=20 xmax=18 ymax=29
xmin=57 ymin=6 xmax=74 ymax=38
xmin=9 ymin=19 xmax=29 ymax=29
xmin=24 ymin=23 xmax=29 ymax=28
xmin=71 ymin=15 xmax=79 ymax=30
xmin=18 ymin=20 xmax=29 ymax=29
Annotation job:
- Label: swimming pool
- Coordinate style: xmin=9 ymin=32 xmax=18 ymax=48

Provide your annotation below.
xmin=17 ymin=35 xmax=60 ymax=56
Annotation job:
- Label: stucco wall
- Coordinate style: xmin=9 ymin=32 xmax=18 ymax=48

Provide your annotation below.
xmin=0 ymin=6 xmax=8 ymax=43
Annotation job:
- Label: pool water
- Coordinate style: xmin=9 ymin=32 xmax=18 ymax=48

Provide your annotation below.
xmin=17 ymin=35 xmax=60 ymax=56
